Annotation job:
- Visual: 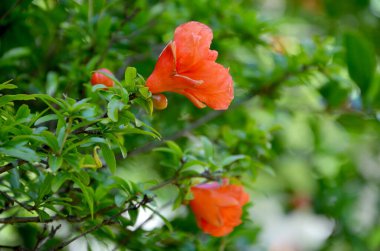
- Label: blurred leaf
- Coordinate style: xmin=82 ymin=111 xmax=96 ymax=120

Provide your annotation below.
xmin=46 ymin=71 xmax=59 ymax=96
xmin=0 ymin=80 xmax=17 ymax=91
xmin=0 ymin=94 xmax=36 ymax=107
xmin=35 ymin=114 xmax=59 ymax=125
xmin=221 ymin=154 xmax=248 ymax=167
xmin=344 ymin=31 xmax=376 ymax=96
xmin=0 ymin=145 xmax=40 ymax=162
xmin=107 ymin=97 xmax=122 ymax=122
xmin=114 ymin=193 xmax=127 ymax=207
xmin=138 ymin=87 xmax=150 ymax=99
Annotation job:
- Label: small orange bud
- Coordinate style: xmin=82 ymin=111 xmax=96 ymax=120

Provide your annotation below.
xmin=91 ymin=68 xmax=114 ymax=88
xmin=152 ymin=94 xmax=168 ymax=110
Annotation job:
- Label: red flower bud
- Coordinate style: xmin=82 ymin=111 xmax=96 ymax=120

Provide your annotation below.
xmin=152 ymin=94 xmax=168 ymax=110
xmin=189 ymin=180 xmax=250 ymax=237
xmin=91 ymin=68 xmax=114 ymax=88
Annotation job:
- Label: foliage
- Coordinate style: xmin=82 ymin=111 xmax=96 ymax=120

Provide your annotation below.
xmin=0 ymin=0 xmax=379 ymax=250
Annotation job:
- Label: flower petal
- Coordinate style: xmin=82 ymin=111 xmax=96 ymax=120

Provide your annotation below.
xmin=190 ymin=188 xmax=223 ymax=227
xmin=174 ymin=21 xmax=214 ymax=72
xmin=219 ymin=206 xmax=243 ymax=226
xmin=179 ymin=60 xmax=234 ymax=110
xmin=146 ymin=42 xmax=177 ymax=93
xmin=219 ymin=185 xmax=250 ymax=206
xmin=199 ymin=220 xmax=235 ymax=237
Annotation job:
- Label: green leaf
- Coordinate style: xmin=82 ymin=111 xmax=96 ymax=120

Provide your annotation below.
xmin=114 ymin=194 xmax=127 ymax=207
xmin=0 ymin=94 xmax=36 ymax=107
xmin=128 ymin=208 xmax=139 ymax=225
xmin=72 ymin=176 xmax=94 ymax=218
xmin=9 ymin=168 xmax=20 ymax=189
xmin=91 ymin=84 xmax=108 ymax=92
xmin=101 ymin=144 xmax=117 ymax=173
xmin=0 ymin=80 xmax=17 ymax=91
xmin=166 ymin=141 xmax=183 ymax=158
xmin=15 ymin=104 xmax=31 ymax=122
xmin=78 ymin=170 xmax=90 ymax=186
xmin=124 ymin=67 xmax=137 ymax=90
xmin=37 ymin=210 xmax=51 ymax=222
xmin=1 ymin=47 xmax=31 ymax=60
xmin=138 ymin=87 xmax=151 ymax=99
xmin=0 ymin=146 xmax=40 ymax=162
xmin=48 ymin=155 xmax=63 ymax=172
xmin=221 ymin=155 xmax=248 ymax=167
xmin=95 ymin=185 xmax=109 ymax=201
xmin=34 ymin=114 xmax=58 ymax=126
xmin=182 ymin=160 xmax=208 ymax=170
xmin=112 ymin=127 xmax=160 ymax=139
xmin=41 ymin=131 xmax=60 ymax=153
xmin=46 ymin=71 xmax=59 ymax=96
xmin=38 ymin=174 xmax=53 ymax=202
xmin=107 ymin=97 xmax=122 ymax=122
xmin=201 ymin=137 xmax=214 ymax=159
xmin=51 ymin=173 xmax=71 ymax=193
xmin=344 ymin=31 xmax=377 ymax=95
xmin=112 ymin=176 xmax=133 ymax=194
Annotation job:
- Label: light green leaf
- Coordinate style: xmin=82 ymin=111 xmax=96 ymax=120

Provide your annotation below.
xmin=124 ymin=67 xmax=137 ymax=90
xmin=221 ymin=155 xmax=248 ymax=167
xmin=46 ymin=71 xmax=59 ymax=96
xmin=0 ymin=80 xmax=17 ymax=91
xmin=166 ymin=141 xmax=183 ymax=158
xmin=107 ymin=97 xmax=122 ymax=122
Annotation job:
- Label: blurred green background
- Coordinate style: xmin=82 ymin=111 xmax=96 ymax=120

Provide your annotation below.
xmin=1 ymin=0 xmax=380 ymax=250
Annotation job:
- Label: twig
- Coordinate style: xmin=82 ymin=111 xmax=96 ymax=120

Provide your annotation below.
xmin=52 ymin=195 xmax=152 ymax=250
xmin=34 ymin=224 xmax=62 ymax=250
xmin=147 ymin=177 xmax=177 ymax=191
xmin=0 ymin=245 xmax=22 ymax=250
xmin=0 ymin=163 xmax=15 ymax=175
xmin=111 ymin=201 xmax=172 ymax=251
xmin=33 ymin=224 xmax=48 ymax=251
xmin=0 ymin=191 xmax=35 ymax=212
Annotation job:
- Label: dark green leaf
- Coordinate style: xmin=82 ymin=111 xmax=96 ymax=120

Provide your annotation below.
xmin=344 ymin=31 xmax=376 ymax=95
xmin=101 ymin=144 xmax=117 ymax=173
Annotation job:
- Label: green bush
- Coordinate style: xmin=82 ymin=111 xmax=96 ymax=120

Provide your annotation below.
xmin=0 ymin=0 xmax=379 ymax=250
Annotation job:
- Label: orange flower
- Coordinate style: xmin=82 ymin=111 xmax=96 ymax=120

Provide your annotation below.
xmin=91 ymin=68 xmax=114 ymax=88
xmin=146 ymin=21 xmax=233 ymax=110
xmin=189 ymin=180 xmax=250 ymax=237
